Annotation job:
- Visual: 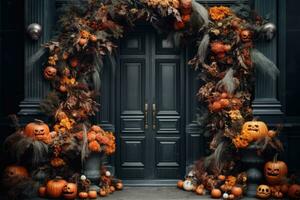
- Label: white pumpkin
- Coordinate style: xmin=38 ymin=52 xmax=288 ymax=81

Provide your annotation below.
xmin=183 ymin=179 xmax=195 ymax=191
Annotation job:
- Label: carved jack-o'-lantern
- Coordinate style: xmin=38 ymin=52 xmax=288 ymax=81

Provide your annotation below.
xmin=256 ymin=185 xmax=271 ymax=199
xmin=241 ymin=121 xmax=269 ymax=141
xmin=62 ymin=183 xmax=78 ymax=199
xmin=288 ymin=184 xmax=300 ymax=199
xmin=264 ymin=155 xmax=288 ymax=185
xmin=24 ymin=120 xmax=50 ymax=142
xmin=233 ymin=134 xmax=249 ymax=148
xmin=44 ymin=66 xmax=57 ymax=80
xmin=4 ymin=165 xmax=29 ymax=179
xmin=240 ymin=29 xmax=252 ymax=42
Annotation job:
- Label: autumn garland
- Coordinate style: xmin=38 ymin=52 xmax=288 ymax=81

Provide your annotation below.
xmin=2 ymin=0 xmax=283 ymax=199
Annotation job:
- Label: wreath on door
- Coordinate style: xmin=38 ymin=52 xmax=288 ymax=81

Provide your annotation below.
xmin=3 ymin=0 xmax=286 ymax=199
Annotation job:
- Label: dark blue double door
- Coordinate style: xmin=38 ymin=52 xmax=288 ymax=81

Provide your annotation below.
xmin=116 ymin=26 xmax=185 ymax=181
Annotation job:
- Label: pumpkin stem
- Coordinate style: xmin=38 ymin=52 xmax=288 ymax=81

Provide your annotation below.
xmin=273 ymin=153 xmax=279 ymax=162
xmin=34 ymin=119 xmax=45 ymax=124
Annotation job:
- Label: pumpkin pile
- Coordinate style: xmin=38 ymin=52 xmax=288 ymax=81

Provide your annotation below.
xmin=37 ymin=174 xmax=123 ymax=199
xmin=256 ymin=155 xmax=292 ymax=199
xmin=178 ymin=171 xmax=247 ymax=199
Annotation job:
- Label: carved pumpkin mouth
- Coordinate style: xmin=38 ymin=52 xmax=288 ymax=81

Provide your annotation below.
xmin=64 ymin=191 xmax=75 ymax=195
xmin=247 ymin=128 xmax=259 ymax=132
xmin=267 ymin=172 xmax=279 ymax=177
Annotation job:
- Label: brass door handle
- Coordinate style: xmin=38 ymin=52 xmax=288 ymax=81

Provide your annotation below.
xmin=145 ymin=103 xmax=148 ymax=129
xmin=152 ymin=104 xmax=156 ymax=129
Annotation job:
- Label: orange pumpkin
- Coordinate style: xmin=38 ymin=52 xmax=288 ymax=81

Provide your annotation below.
xmin=78 ymin=192 xmax=89 ymax=199
xmin=288 ymin=184 xmax=300 ymax=199
xmin=110 ymin=186 xmax=115 ymax=193
xmin=211 ymin=188 xmax=222 ymax=198
xmin=195 ymin=185 xmax=205 ymax=195
xmin=99 ymin=189 xmax=107 ymax=197
xmin=44 ymin=66 xmax=57 ymax=80
xmin=4 ymin=165 xmax=29 ymax=178
xmin=240 ymin=29 xmax=252 ymax=43
xmin=210 ymin=101 xmax=222 ymax=112
xmin=115 ymin=182 xmax=124 ymax=190
xmin=280 ymin=184 xmax=289 ymax=194
xmin=264 ymin=155 xmax=288 ymax=185
xmin=38 ymin=186 xmax=47 ymax=197
xmin=88 ymin=190 xmax=97 ymax=199
xmin=46 ymin=178 xmax=67 ymax=198
xmin=231 ymin=186 xmax=243 ymax=197
xmin=233 ymin=135 xmax=249 ymax=148
xmin=218 ymin=175 xmax=226 ymax=181
xmin=241 ymin=121 xmax=269 ymax=141
xmin=24 ymin=120 xmax=50 ymax=142
xmin=177 ymin=180 xmax=184 ymax=189
xmin=62 ymin=183 xmax=77 ymax=199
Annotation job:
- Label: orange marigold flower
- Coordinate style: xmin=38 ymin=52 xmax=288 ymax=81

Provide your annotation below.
xmin=209 ymin=6 xmax=232 ymax=21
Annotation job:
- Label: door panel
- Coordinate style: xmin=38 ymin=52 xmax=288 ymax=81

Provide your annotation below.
xmin=120 ymin=60 xmax=145 ymax=114
xmin=117 ymin=26 xmax=184 ymax=180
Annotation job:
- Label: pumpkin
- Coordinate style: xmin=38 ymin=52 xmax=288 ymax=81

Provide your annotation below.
xmin=225 ymin=176 xmax=237 ymax=186
xmin=38 ymin=186 xmax=47 ymax=197
xmin=46 ymin=178 xmax=68 ymax=198
xmin=88 ymin=190 xmax=97 ymax=199
xmin=264 ymin=154 xmax=288 ymax=185
xmin=231 ymin=186 xmax=243 ymax=197
xmin=288 ymin=184 xmax=300 ymax=199
xmin=50 ymin=157 xmax=66 ymax=168
xmin=228 ymin=194 xmax=235 ymax=199
xmin=24 ymin=120 xmax=50 ymax=142
xmin=211 ymin=188 xmax=222 ymax=198
xmin=195 ymin=185 xmax=205 ymax=195
xmin=4 ymin=165 xmax=29 ymax=178
xmin=110 ymin=186 xmax=116 ymax=193
xmin=115 ymin=182 xmax=124 ymax=190
xmin=218 ymin=175 xmax=226 ymax=181
xmin=280 ymin=184 xmax=289 ymax=194
xmin=256 ymin=185 xmax=271 ymax=199
xmin=177 ymin=180 xmax=184 ymax=189
xmin=62 ymin=183 xmax=77 ymax=199
xmin=44 ymin=66 xmax=57 ymax=80
xmin=222 ymin=193 xmax=229 ymax=199
xmin=78 ymin=192 xmax=89 ymax=199
xmin=240 ymin=29 xmax=252 ymax=42
xmin=241 ymin=121 xmax=269 ymax=141
xmin=99 ymin=189 xmax=107 ymax=197
xmin=210 ymin=101 xmax=222 ymax=112
xmin=273 ymin=191 xmax=283 ymax=198
xmin=219 ymin=99 xmax=230 ymax=107
xmin=183 ymin=179 xmax=195 ymax=191
xmin=233 ymin=135 xmax=249 ymax=149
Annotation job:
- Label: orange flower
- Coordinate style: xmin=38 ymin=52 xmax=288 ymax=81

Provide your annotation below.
xmin=209 ymin=6 xmax=232 ymax=21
